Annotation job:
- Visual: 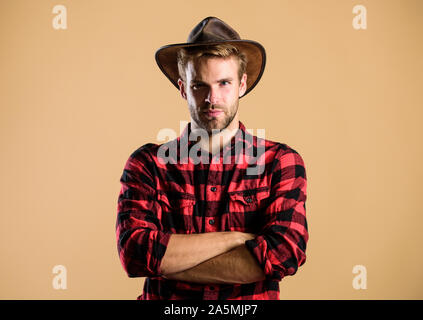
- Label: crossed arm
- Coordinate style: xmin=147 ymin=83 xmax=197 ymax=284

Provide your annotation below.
xmin=117 ymin=147 xmax=308 ymax=285
xmin=159 ymin=232 xmax=266 ymax=284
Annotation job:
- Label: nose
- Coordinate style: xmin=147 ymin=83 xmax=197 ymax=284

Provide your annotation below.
xmin=205 ymin=86 xmax=219 ymax=105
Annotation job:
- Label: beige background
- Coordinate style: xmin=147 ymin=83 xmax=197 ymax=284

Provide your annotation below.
xmin=1 ymin=0 xmax=422 ymax=299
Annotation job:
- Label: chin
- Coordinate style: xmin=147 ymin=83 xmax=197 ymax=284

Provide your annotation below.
xmin=207 ymin=120 xmax=230 ymax=132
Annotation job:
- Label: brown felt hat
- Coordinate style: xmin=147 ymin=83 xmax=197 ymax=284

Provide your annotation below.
xmin=155 ymin=16 xmax=266 ymax=98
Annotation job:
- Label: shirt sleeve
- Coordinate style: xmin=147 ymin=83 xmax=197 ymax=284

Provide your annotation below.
xmin=116 ymin=145 xmax=171 ymax=278
xmin=245 ymin=146 xmax=308 ymax=281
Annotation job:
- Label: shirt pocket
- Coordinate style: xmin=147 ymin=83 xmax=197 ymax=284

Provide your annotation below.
xmin=227 ymin=187 xmax=270 ymax=233
xmin=157 ymin=192 xmax=196 ymax=234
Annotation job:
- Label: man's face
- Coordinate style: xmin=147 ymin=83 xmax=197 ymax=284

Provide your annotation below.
xmin=178 ymin=56 xmax=247 ymax=133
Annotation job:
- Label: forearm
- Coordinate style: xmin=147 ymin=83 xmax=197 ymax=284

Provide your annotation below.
xmin=160 ymin=232 xmax=254 ymax=275
xmin=164 ymin=245 xmax=266 ymax=284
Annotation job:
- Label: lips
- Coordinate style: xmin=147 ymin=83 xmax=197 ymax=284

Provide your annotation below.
xmin=204 ymin=109 xmax=224 ymax=117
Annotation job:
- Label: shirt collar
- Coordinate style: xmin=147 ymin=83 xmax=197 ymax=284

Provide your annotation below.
xmin=178 ymin=121 xmax=248 ymax=157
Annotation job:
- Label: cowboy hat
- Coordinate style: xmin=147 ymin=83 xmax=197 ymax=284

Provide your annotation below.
xmin=155 ymin=16 xmax=266 ymax=98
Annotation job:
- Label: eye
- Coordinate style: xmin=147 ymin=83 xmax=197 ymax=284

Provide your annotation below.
xmin=191 ymin=83 xmax=204 ymax=90
xmin=220 ymin=80 xmax=230 ymax=86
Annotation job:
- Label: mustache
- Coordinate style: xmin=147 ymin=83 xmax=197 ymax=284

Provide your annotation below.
xmin=202 ymin=104 xmax=224 ymax=111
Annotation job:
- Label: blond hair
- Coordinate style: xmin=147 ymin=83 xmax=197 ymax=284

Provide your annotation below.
xmin=177 ymin=43 xmax=248 ymax=83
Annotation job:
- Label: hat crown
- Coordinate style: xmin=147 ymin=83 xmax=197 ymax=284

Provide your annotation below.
xmin=187 ymin=17 xmax=241 ymax=43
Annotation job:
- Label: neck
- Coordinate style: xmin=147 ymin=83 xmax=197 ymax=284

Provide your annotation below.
xmin=192 ymin=119 xmax=239 ymax=155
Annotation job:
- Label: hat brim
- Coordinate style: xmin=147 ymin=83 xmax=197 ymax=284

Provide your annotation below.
xmin=155 ymin=40 xmax=266 ymax=98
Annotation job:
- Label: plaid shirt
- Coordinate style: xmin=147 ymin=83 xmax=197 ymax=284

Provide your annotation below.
xmin=116 ymin=122 xmax=308 ymax=300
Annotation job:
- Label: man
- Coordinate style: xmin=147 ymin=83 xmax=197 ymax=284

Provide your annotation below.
xmin=116 ymin=17 xmax=308 ymax=300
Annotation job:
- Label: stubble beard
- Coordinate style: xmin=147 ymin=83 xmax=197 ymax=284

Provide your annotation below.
xmin=190 ymin=100 xmax=239 ymax=135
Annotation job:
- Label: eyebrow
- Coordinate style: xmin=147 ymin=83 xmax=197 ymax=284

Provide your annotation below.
xmin=190 ymin=77 xmax=234 ymax=84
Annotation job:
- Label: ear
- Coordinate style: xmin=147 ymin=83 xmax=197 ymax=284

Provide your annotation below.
xmin=239 ymin=73 xmax=247 ymax=97
xmin=178 ymin=78 xmax=187 ymax=100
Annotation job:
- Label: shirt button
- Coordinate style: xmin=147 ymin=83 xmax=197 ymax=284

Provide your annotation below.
xmin=210 ymin=187 xmax=217 ymax=192
xmin=209 ymin=219 xmax=215 ymax=225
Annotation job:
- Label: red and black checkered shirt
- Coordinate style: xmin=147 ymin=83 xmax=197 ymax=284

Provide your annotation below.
xmin=116 ymin=121 xmax=308 ymax=300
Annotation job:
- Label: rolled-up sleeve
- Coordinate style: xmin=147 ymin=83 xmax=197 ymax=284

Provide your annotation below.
xmin=116 ymin=145 xmax=171 ymax=278
xmin=245 ymin=146 xmax=308 ymax=281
